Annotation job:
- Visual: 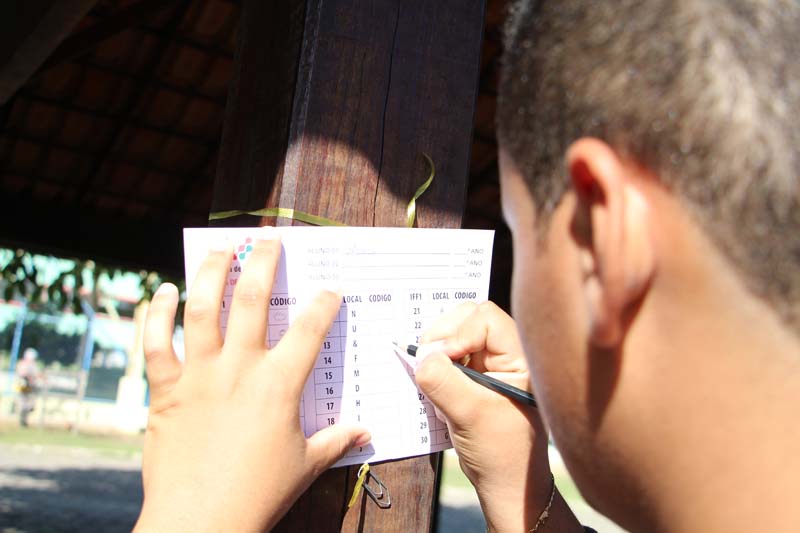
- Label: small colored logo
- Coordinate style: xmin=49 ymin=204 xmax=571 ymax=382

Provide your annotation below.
xmin=234 ymin=237 xmax=254 ymax=262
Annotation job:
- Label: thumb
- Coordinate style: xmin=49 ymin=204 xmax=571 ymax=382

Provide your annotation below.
xmin=415 ymin=351 xmax=482 ymax=428
xmin=306 ymin=424 xmax=371 ymax=471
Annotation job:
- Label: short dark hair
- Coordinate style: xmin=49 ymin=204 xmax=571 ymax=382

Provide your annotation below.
xmin=498 ymin=0 xmax=800 ymax=328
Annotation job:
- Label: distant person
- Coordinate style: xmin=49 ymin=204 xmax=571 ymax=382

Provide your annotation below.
xmin=134 ymin=1 xmax=799 ymax=531
xmin=16 ymin=348 xmax=41 ymax=427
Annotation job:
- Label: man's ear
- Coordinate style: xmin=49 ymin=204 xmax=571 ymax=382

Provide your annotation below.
xmin=566 ymin=138 xmax=655 ymax=348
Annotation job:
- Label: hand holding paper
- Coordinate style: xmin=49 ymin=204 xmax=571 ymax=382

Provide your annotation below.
xmin=182 ymin=226 xmax=494 ymax=466
xmin=135 ymin=231 xmax=369 ymax=532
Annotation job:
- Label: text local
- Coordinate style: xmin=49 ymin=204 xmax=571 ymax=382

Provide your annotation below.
xmin=342 ymin=294 xmax=393 ymax=303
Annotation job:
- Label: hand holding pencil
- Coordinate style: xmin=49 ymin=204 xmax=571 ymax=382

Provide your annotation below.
xmin=393 ymin=341 xmax=536 ymax=406
xmin=413 ymin=301 xmax=556 ymax=533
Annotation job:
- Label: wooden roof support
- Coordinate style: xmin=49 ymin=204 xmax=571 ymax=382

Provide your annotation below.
xmin=0 ymin=0 xmax=99 ymax=105
xmin=211 ymin=1 xmax=485 ymax=530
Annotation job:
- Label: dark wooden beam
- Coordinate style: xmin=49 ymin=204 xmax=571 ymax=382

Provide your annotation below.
xmin=212 ymin=1 xmax=485 ymax=530
xmin=210 ymin=0 xmax=306 ymax=222
xmin=0 ymin=0 xmax=99 ymax=104
xmin=0 ymin=194 xmax=184 ymax=276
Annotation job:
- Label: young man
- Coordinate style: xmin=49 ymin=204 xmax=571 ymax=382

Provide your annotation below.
xmin=136 ymin=1 xmax=800 ymax=531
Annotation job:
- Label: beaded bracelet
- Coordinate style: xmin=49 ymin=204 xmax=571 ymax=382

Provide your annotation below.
xmin=529 ymin=480 xmax=599 ymax=533
xmin=528 ymin=473 xmax=556 ymax=532
xmin=485 ymin=475 xmax=599 ymax=533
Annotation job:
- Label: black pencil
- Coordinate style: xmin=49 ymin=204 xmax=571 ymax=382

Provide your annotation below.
xmin=393 ymin=342 xmax=537 ymax=407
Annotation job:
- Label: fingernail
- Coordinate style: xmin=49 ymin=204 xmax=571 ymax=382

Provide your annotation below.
xmin=257 ymin=225 xmax=277 ymax=241
xmin=209 ymin=238 xmax=231 ymax=253
xmin=321 ymin=281 xmax=343 ymax=296
xmin=154 ymin=283 xmax=178 ymax=298
xmin=354 ymin=432 xmax=372 ymax=447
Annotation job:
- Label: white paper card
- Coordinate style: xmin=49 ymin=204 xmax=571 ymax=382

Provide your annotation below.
xmin=183 ymin=226 xmax=494 ymax=467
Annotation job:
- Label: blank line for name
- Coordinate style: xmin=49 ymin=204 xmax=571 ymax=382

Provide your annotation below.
xmin=342 ymin=265 xmax=467 ymax=268
xmin=344 ymin=264 xmax=453 ymax=268
xmin=351 ymin=252 xmax=453 ymax=255
xmin=341 ymin=276 xmax=456 ymax=281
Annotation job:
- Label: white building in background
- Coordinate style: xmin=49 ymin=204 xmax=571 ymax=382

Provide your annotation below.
xmin=0 ymin=256 xmax=184 ymax=434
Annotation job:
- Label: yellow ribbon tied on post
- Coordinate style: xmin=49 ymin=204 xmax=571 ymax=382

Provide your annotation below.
xmin=208 ymin=153 xmax=436 ymax=227
xmin=347 ymin=462 xmax=370 ymax=509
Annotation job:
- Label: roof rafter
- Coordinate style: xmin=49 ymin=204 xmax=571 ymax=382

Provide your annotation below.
xmin=36 ymin=0 xmax=178 ymax=76
xmin=3 ymin=128 xmax=210 ymax=184
xmin=70 ymin=0 xmax=195 ymax=206
xmin=19 ymin=91 xmax=217 ymax=147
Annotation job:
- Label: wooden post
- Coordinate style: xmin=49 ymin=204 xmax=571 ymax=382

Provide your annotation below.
xmin=211 ymin=1 xmax=485 ymax=530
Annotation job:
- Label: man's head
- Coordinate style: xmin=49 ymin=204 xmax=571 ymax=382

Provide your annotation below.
xmin=497 ymin=0 xmax=800 ymax=527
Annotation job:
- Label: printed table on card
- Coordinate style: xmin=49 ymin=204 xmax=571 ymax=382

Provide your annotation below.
xmin=183 ymin=227 xmax=494 ymax=467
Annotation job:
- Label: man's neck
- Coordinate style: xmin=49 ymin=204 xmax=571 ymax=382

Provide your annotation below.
xmin=627 ymin=230 xmax=800 ymax=532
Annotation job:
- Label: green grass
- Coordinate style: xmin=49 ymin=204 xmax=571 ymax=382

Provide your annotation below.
xmin=440 ymin=451 xmax=475 ymax=490
xmin=0 ymin=424 xmax=144 ymax=458
xmin=553 ymin=469 xmax=583 ymax=502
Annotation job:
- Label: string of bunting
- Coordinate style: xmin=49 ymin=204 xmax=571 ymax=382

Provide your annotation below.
xmin=208 ymin=153 xmax=436 ymax=228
